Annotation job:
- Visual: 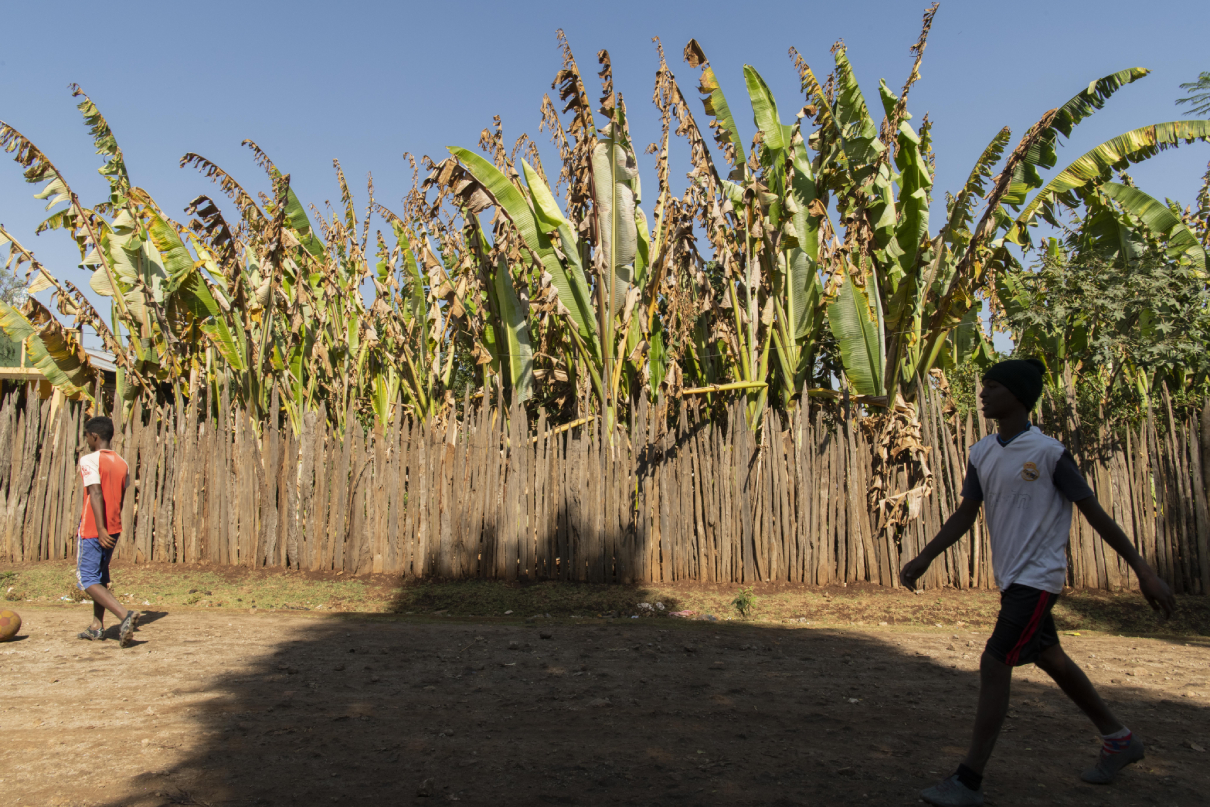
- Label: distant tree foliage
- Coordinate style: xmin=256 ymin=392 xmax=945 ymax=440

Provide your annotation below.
xmin=1001 ymin=246 xmax=1210 ymax=424
xmin=0 ymin=263 xmax=23 ymax=305
xmin=1177 ymin=72 xmax=1210 ymax=117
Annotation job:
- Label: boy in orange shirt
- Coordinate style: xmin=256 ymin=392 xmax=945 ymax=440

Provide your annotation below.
xmin=75 ymin=415 xmax=139 ymax=646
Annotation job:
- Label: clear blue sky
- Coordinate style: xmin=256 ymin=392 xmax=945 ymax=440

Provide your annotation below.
xmin=2 ymin=0 xmax=1207 ymax=346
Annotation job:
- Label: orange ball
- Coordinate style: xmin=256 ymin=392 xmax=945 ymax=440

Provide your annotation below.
xmin=0 ymin=609 xmax=21 ymax=641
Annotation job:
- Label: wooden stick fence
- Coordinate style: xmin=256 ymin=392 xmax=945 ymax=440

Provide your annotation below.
xmin=0 ymin=381 xmax=1206 ymax=593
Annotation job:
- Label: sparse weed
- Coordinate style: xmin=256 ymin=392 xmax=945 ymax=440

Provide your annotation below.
xmin=732 ymin=586 xmax=756 ymax=618
xmin=64 ymin=571 xmax=86 ymax=602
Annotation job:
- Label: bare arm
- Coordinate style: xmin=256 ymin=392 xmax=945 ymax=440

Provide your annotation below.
xmin=1076 ymin=497 xmax=1175 ymax=618
xmin=87 ymin=484 xmax=115 ymax=549
xmin=900 ymin=496 xmax=982 ymax=590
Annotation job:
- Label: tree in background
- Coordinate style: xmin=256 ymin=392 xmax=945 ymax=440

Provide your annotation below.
xmin=1000 ymin=241 xmax=1210 ymax=424
xmin=0 ymin=238 xmax=24 ymax=304
xmin=1178 ymin=72 xmax=1210 ymax=117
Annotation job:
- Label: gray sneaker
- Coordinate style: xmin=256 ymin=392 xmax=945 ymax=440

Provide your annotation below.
xmin=1082 ymin=736 xmax=1144 ymax=784
xmin=921 ymin=775 xmax=984 ymax=806
xmin=118 ymin=611 xmax=140 ymax=647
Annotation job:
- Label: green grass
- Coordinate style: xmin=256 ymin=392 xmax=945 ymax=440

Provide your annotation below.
xmin=2 ymin=561 xmax=1207 ymax=640
xmin=0 ymin=562 xmax=373 ymax=612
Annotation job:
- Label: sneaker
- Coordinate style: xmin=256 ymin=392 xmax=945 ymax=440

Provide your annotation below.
xmin=77 ymin=627 xmax=104 ymax=641
xmin=117 ymin=611 xmax=140 ymax=647
xmin=1082 ymin=736 xmax=1145 ymax=784
xmin=921 ymin=775 xmax=984 ymax=806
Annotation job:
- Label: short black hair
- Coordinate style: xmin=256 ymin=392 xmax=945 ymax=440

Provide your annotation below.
xmin=84 ymin=416 xmax=115 ymax=442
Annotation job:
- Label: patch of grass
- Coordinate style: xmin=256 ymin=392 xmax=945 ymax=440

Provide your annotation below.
xmin=1 ymin=561 xmax=1207 ymax=638
xmin=0 ymin=562 xmax=376 ymax=613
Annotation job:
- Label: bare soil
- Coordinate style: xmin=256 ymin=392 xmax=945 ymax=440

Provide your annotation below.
xmin=2 ymin=603 xmax=1208 ymax=807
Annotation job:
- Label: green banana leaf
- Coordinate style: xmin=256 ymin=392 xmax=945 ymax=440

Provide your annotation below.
xmin=490 ymin=256 xmax=533 ymax=402
xmin=521 ymin=159 xmax=571 ymax=235
xmin=787 ymin=138 xmax=820 ymax=260
xmin=1100 ymin=182 xmax=1206 ymax=271
xmin=648 ymin=321 xmax=667 ymax=392
xmin=144 ymin=208 xmax=196 ymax=293
xmin=943 ymin=128 xmax=1011 ymax=251
xmin=70 ymin=86 xmax=130 ymax=202
xmin=1009 ymin=120 xmax=1210 ymax=243
xmin=1002 ymin=68 xmax=1151 ymax=209
xmin=282 ymin=186 xmax=324 ymax=257
xmin=830 ymin=48 xmax=885 ymax=171
xmin=743 ymin=66 xmax=790 ymax=155
xmin=828 ymin=273 xmax=884 ymax=396
xmin=454 ymin=147 xmax=599 ymax=352
xmin=0 ymin=299 xmax=95 ymax=397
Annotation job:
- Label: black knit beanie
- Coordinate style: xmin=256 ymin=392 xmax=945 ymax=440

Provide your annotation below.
xmin=982 ymin=358 xmax=1046 ymax=410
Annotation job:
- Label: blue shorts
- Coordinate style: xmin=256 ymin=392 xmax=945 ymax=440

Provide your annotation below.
xmin=77 ymin=537 xmax=115 ymax=590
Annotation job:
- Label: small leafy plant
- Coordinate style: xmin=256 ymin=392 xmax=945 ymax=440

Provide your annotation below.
xmin=732 ymin=586 xmax=756 ymax=619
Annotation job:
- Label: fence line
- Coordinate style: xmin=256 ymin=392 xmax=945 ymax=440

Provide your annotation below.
xmin=1 ymin=382 xmax=1206 ymax=593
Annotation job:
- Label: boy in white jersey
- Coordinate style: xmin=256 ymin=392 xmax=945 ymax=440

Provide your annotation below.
xmin=901 ymin=359 xmax=1175 ymax=806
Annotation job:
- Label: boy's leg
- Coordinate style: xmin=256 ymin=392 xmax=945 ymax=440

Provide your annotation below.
xmin=85 ymin=540 xmax=126 ymax=621
xmin=922 ymin=585 xmax=1054 ymax=805
xmin=77 ymin=537 xmax=123 ymax=639
xmin=1035 ymin=644 xmax=1122 ymax=734
xmin=1036 ymin=642 xmax=1143 ymax=783
xmin=962 ymin=652 xmax=1014 ymax=774
xmin=85 ymin=583 xmax=128 ymax=623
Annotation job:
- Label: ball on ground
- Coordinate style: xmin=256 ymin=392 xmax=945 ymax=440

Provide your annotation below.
xmin=0 ymin=609 xmax=21 ymax=641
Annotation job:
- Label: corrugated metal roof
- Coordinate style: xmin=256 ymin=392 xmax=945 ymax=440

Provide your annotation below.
xmin=84 ymin=348 xmax=118 ymax=373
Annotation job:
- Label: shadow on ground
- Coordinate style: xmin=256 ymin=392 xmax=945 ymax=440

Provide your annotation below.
xmin=1055 ymin=590 xmax=1210 ymax=645
xmin=84 ymin=583 xmax=1210 ymax=807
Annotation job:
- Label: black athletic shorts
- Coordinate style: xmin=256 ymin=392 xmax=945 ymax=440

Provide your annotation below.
xmin=985 ymin=584 xmax=1060 ymax=666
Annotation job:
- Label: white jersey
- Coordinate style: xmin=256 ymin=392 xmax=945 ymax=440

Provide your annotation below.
xmin=963 ymin=426 xmax=1093 ymax=594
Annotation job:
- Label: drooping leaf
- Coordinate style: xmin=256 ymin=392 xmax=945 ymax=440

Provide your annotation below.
xmin=69 ymin=84 xmax=130 ymax=202
xmin=142 ymin=207 xmax=196 ymax=293
xmin=1008 ymin=120 xmax=1210 ymax=245
xmin=0 ymin=298 xmax=96 ymax=397
xmin=522 ymin=158 xmax=571 ymax=234
xmin=1002 ymin=68 xmax=1151 ymax=209
xmin=1099 ymin=181 xmax=1206 ymax=271
xmin=943 ymin=127 xmax=1011 ymax=251
xmin=683 ymin=39 xmax=748 ymax=173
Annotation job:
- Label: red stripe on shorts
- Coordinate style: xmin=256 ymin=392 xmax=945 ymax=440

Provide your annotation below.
xmin=1005 ymin=591 xmax=1050 ymax=665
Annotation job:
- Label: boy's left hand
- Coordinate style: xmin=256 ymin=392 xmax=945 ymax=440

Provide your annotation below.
xmin=900 ymin=556 xmax=929 ymax=590
xmin=98 ymin=533 xmax=117 ymax=549
xmin=1138 ymin=571 xmax=1176 ymax=619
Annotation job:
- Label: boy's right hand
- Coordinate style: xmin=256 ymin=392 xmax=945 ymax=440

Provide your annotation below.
xmin=900 ymin=556 xmax=929 ymax=590
xmin=1138 ymin=571 xmax=1176 ymax=619
xmin=98 ymin=532 xmax=116 ymax=549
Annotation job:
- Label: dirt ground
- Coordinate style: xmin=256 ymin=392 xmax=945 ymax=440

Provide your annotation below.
xmin=1 ymin=604 xmax=1208 ymax=807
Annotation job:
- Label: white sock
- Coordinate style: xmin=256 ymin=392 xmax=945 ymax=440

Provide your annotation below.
xmin=1101 ymin=726 xmax=1132 ymax=753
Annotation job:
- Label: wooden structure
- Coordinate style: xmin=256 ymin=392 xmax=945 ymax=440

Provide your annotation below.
xmin=0 ymin=382 xmax=1206 ymax=593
